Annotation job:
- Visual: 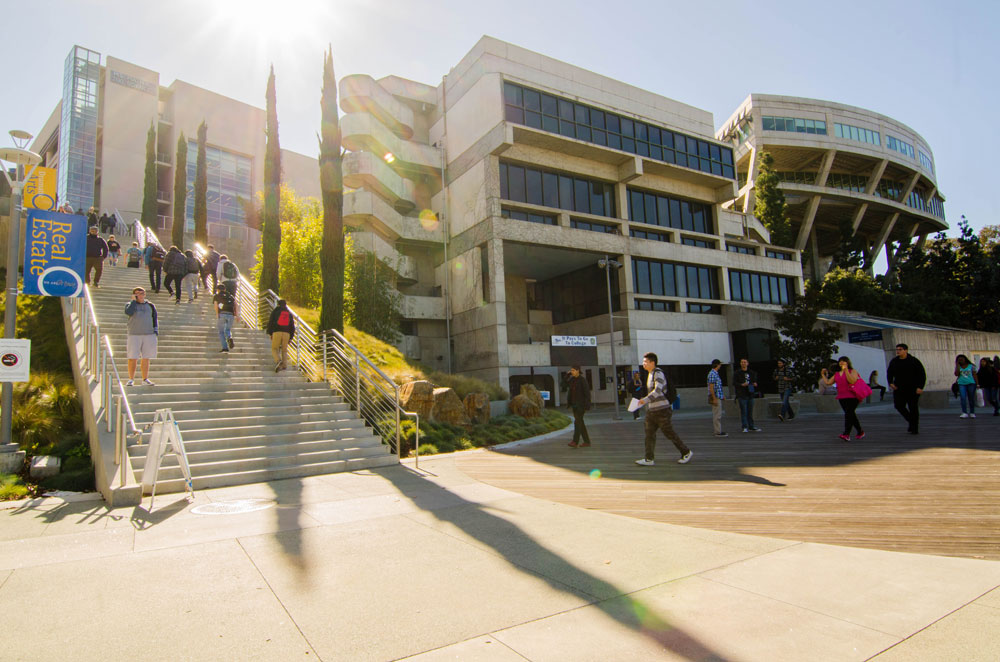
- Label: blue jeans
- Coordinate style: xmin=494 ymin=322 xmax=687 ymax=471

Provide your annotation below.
xmin=958 ymin=383 xmax=976 ymax=414
xmin=738 ymin=397 xmax=755 ymax=429
xmin=987 ymin=386 xmax=1000 ymax=414
xmin=779 ymin=387 xmax=793 ymax=417
xmin=217 ymin=312 xmax=234 ymax=350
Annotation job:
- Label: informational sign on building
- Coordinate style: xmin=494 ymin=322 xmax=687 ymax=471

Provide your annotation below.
xmin=22 ymin=210 xmax=86 ymax=297
xmin=848 ymin=329 xmax=883 ymax=343
xmin=0 ymin=339 xmax=31 ymax=383
xmin=550 ymin=335 xmax=598 ymax=366
xmin=551 ymin=336 xmax=597 ymax=347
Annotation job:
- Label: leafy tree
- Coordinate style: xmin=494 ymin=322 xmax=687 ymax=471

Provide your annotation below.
xmin=194 ymin=121 xmax=208 ymax=245
xmin=828 ymin=218 xmax=867 ymax=271
xmin=259 ymin=65 xmax=282 ymax=294
xmin=771 ymin=283 xmax=841 ymax=392
xmin=345 ymin=236 xmax=401 ymax=344
xmin=250 ymin=186 xmax=323 ymax=307
xmin=140 ymin=122 xmax=157 ymax=230
xmin=319 ymin=46 xmax=345 ymax=334
xmin=171 ymin=132 xmax=186 ymax=249
xmin=753 ymin=151 xmax=794 ymax=247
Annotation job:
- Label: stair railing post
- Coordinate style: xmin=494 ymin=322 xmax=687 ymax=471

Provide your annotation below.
xmin=354 ymin=353 xmax=361 ymax=412
xmin=321 ymin=331 xmax=328 ymax=382
xmin=114 ymin=395 xmax=122 ymax=466
xmin=395 ymin=384 xmax=401 ymax=460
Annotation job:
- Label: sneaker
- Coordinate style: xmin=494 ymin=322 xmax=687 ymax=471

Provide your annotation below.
xmin=742 ymin=428 xmax=749 ymax=433
xmin=567 ymin=441 xmax=579 ymax=448
xmin=279 ymin=361 xmax=287 ymax=372
xmin=274 ymin=362 xmax=282 ymax=373
xmin=227 ymin=337 xmax=234 ymax=349
xmin=959 ymin=413 xmax=969 ymax=419
xmin=777 ymin=414 xmax=784 ymax=422
xmin=579 ymin=442 xmax=591 ymax=447
xmin=187 ymin=298 xmax=193 ymax=303
xmin=714 ymin=432 xmax=729 ymax=437
xmin=126 ymin=379 xmax=134 ymax=386
xmin=678 ymin=451 xmax=693 ymax=464
xmin=142 ymin=378 xmax=155 ymax=386
xmin=219 ymin=348 xmax=229 ymax=353
xmin=750 ymin=427 xmax=762 ymax=432
xmin=175 ymin=299 xmax=181 ymax=304
xmin=838 ymin=434 xmax=850 ymax=441
xmin=970 ymin=413 xmax=977 ymax=419
xmin=855 ymin=431 xmax=866 ymax=440
xmin=634 ymin=458 xmax=655 ymax=466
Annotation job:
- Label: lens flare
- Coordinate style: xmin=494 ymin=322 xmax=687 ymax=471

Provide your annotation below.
xmin=418 ymin=209 xmax=439 ymax=231
xmin=383 ymin=152 xmax=395 ymax=163
xmin=589 ymin=469 xmax=602 ymax=479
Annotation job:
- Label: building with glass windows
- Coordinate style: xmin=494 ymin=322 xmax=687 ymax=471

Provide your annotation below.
xmin=339 ymin=36 xmax=805 ymax=398
xmin=29 ymin=45 xmax=319 ymax=264
xmin=716 ymin=95 xmax=946 ymax=278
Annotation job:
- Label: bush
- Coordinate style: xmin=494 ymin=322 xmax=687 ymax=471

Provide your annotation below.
xmin=8 ymin=373 xmax=86 ymax=458
xmin=425 ymin=370 xmax=508 ymax=401
xmin=408 ymin=409 xmax=571 ymax=456
xmin=1 ymin=474 xmax=31 ymax=500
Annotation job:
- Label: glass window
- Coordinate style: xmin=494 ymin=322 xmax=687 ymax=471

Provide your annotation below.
xmin=499 ymin=163 xmax=508 ymax=199
xmin=590 ymin=109 xmax=605 ymax=130
xmin=523 ymin=88 xmax=540 ymax=111
xmin=541 ymin=94 xmax=558 ymax=116
xmin=525 ymin=110 xmax=542 ymax=129
xmin=621 ymin=118 xmax=634 ymax=138
xmin=559 ymin=175 xmax=574 ymax=211
xmin=503 ymin=82 xmax=520 ymax=105
xmin=662 ymin=263 xmax=675 ymax=295
xmin=525 ymin=168 xmax=542 ymax=205
xmin=635 ymin=260 xmax=650 ymax=294
xmin=507 ymin=165 xmax=525 ymax=202
xmin=558 ymin=99 xmax=574 ymax=120
xmin=574 ymin=178 xmax=590 ymax=214
xmin=605 ymin=114 xmax=620 ymax=134
xmin=542 ymin=172 xmax=559 ymax=208
xmin=590 ymin=182 xmax=605 ymax=216
xmin=675 ymin=265 xmax=687 ymax=297
xmin=575 ymin=104 xmax=589 ymax=125
xmin=644 ymin=193 xmax=657 ymax=227
xmin=730 ymin=272 xmax=741 ymax=300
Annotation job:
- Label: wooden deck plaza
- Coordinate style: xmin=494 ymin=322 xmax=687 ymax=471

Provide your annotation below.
xmin=457 ymin=404 xmax=1000 ymax=561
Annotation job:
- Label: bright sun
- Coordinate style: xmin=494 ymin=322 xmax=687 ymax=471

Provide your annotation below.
xmin=208 ymin=0 xmax=334 ymax=50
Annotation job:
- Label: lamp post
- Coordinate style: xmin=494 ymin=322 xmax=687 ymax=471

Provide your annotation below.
xmin=598 ymin=255 xmax=622 ymax=420
xmin=1 ymin=130 xmax=42 ymax=448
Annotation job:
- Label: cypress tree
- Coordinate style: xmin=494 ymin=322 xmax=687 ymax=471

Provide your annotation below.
xmin=754 ymin=151 xmax=794 ymax=248
xmin=319 ymin=46 xmax=345 ymax=333
xmin=140 ymin=122 xmax=158 ymax=230
xmin=194 ymin=121 xmax=208 ymax=246
xmin=259 ymin=65 xmax=282 ymax=294
xmin=171 ymin=132 xmax=187 ymax=249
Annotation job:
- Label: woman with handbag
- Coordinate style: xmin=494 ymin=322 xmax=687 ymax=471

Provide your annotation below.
xmin=954 ymin=354 xmax=979 ymax=418
xmin=821 ymin=356 xmax=866 ymax=441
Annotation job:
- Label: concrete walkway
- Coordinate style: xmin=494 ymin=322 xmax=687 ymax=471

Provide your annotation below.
xmin=2 ymin=418 xmax=1000 ymax=661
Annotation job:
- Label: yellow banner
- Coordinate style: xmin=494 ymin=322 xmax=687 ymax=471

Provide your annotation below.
xmin=23 ymin=166 xmax=57 ymax=210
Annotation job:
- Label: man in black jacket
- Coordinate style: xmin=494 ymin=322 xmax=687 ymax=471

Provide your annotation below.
xmin=565 ymin=365 xmax=592 ymax=448
xmin=84 ymin=226 xmax=109 ymax=287
xmin=887 ymin=343 xmax=926 ymax=434
xmin=266 ymin=300 xmax=296 ymax=372
xmin=162 ymin=246 xmax=186 ymax=303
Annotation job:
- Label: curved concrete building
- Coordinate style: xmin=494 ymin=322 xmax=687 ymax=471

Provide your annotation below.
xmin=716 ymin=95 xmax=946 ymax=276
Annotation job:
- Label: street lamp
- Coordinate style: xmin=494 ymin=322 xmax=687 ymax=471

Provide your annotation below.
xmin=598 ymin=255 xmax=622 ymax=420
xmin=1 ymin=130 xmax=42 ymax=449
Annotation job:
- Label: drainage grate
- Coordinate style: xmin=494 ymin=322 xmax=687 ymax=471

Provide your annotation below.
xmin=191 ymin=499 xmax=277 ymax=515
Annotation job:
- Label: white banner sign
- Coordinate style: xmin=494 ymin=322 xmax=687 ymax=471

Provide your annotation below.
xmin=0 ymin=339 xmax=31 ymax=382
xmin=551 ymin=335 xmax=597 ymax=347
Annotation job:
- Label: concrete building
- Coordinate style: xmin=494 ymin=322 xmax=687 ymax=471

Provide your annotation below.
xmin=29 ymin=45 xmax=320 ymax=264
xmin=716 ymin=95 xmax=947 ymax=279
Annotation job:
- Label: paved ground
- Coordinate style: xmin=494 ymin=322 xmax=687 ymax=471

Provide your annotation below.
xmin=2 ymin=406 xmax=999 ymax=661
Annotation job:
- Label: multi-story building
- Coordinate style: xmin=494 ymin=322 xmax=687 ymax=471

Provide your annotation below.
xmin=716 ymin=95 xmax=946 ymax=278
xmin=29 ymin=45 xmax=320 ymax=264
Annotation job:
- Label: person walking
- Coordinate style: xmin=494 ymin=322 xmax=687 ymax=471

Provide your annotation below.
xmin=162 ymin=245 xmax=187 ymax=303
xmin=217 ymin=255 xmax=240 ymax=296
xmin=734 ymin=358 xmax=761 ymax=432
xmin=868 ymin=370 xmax=887 ymax=402
xmin=99 ymin=212 xmax=112 ymax=234
xmin=706 ymin=358 xmax=727 ymax=436
xmin=124 ymin=287 xmax=157 ymax=386
xmin=213 ymin=284 xmax=238 ymax=353
xmin=86 ymin=207 xmax=99 ymax=230
xmin=106 ymin=235 xmax=121 ymax=267
xmin=183 ymin=249 xmax=201 ymax=302
xmin=954 ymin=354 xmax=979 ymax=418
xmin=630 ymin=371 xmax=645 ymax=420
xmin=821 ymin=356 xmax=865 ymax=441
xmin=203 ymin=244 xmax=221 ymax=293
xmin=565 ymin=365 xmax=592 ymax=448
xmin=635 ymin=352 xmax=692 ymax=466
xmin=773 ymin=359 xmax=794 ymax=421
xmin=886 ymin=343 xmax=926 ymax=434
xmin=977 ymin=357 xmax=999 ymax=416
xmin=126 ymin=241 xmax=143 ymax=269
xmin=84 ymin=226 xmax=109 ymax=287
xmin=266 ymin=299 xmax=295 ymax=372
xmin=144 ymin=242 xmax=165 ymax=293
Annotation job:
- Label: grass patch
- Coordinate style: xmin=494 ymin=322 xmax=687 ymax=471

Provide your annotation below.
xmin=1 ymin=473 xmax=39 ymax=501
xmin=400 ymin=409 xmax=570 ymax=456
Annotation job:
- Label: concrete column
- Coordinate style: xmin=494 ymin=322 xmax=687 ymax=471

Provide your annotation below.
xmin=816 ymin=148 xmax=837 ymax=186
xmin=741 ymin=146 xmax=758 ymax=212
xmin=865 ymin=159 xmax=889 ymax=196
xmin=870 ymin=212 xmax=899 ymax=260
xmin=795 ymin=195 xmax=823 ymax=251
xmin=614 ymin=182 xmax=629 ymax=222
xmin=850 ymin=202 xmax=870 ymax=233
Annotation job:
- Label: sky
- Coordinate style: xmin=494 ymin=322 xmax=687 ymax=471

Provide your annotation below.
xmin=3 ymin=0 xmax=997 ymax=250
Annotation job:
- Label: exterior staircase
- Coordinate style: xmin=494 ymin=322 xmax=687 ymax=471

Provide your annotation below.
xmin=87 ymin=262 xmax=396 ymax=493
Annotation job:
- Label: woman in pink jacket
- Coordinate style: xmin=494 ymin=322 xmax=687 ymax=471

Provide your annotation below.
xmin=821 ymin=356 xmax=865 ymax=441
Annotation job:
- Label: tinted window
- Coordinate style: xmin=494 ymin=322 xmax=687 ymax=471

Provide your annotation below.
xmin=525 ymin=168 xmax=542 ymax=205
xmin=507 ymin=165 xmax=525 ymax=201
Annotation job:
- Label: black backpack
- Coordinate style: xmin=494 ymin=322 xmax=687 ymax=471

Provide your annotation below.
xmin=222 ymin=261 xmax=238 ymax=280
xmin=150 ymin=245 xmax=165 ymax=262
xmin=186 ymin=255 xmax=201 ymax=274
xmin=665 ymin=375 xmax=678 ymax=405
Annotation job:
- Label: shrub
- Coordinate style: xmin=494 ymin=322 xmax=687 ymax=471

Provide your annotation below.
xmin=1 ymin=474 xmax=31 ymax=500
xmin=408 ymin=409 xmax=571 ymax=456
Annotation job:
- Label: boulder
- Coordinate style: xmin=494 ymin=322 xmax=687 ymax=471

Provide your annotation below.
xmin=399 ymin=380 xmax=435 ymax=420
xmin=29 ymin=455 xmax=61 ymax=479
xmin=463 ymin=392 xmax=491 ymax=424
xmin=519 ymin=384 xmax=545 ymax=411
xmin=431 ymin=387 xmax=471 ymax=426
xmin=510 ymin=393 xmax=542 ymax=418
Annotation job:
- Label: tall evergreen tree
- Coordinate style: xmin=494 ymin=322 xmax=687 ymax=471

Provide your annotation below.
xmin=319 ymin=46 xmax=345 ymax=333
xmin=754 ymin=151 xmax=794 ymax=248
xmin=171 ymin=132 xmax=187 ymax=249
xmin=194 ymin=121 xmax=208 ymax=246
xmin=140 ymin=122 xmax=158 ymax=230
xmin=259 ymin=65 xmax=282 ymax=294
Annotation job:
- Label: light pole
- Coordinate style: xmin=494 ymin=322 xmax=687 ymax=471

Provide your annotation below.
xmin=1 ymin=130 xmax=42 ymax=448
xmin=598 ymin=255 xmax=622 ymax=420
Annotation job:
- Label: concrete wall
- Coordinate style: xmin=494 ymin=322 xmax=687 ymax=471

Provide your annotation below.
xmin=280 ymin=148 xmax=321 ymax=199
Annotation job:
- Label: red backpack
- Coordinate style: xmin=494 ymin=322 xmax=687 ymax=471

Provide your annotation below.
xmin=277 ymin=310 xmax=291 ymax=327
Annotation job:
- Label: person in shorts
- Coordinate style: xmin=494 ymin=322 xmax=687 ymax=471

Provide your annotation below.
xmin=124 ymin=287 xmax=158 ymax=386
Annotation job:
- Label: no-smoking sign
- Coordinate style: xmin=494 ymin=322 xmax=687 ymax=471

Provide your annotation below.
xmin=0 ymin=340 xmax=30 ymax=382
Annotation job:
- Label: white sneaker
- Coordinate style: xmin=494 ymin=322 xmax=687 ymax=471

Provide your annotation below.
xmin=634 ymin=458 xmax=655 ymax=466
xmin=678 ymin=451 xmax=693 ymax=464
xmin=142 ymin=378 xmax=155 ymax=386
xmin=126 ymin=379 xmax=134 ymax=386
xmin=970 ymin=413 xmax=977 ymax=418
xmin=742 ymin=428 xmax=749 ymax=433
xmin=960 ymin=413 xmax=969 ymax=418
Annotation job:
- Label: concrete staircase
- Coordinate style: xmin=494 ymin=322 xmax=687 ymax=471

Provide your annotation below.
xmin=88 ymin=263 xmax=396 ymax=493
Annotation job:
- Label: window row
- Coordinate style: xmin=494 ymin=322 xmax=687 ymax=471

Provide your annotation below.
xmin=775 ymin=171 xmax=816 ymax=185
xmin=681 ymin=237 xmax=715 ymax=249
xmin=500 ymin=161 xmax=616 ymax=218
xmin=627 ymin=188 xmax=714 ymax=234
xmin=827 ymin=173 xmax=868 ymax=193
xmin=762 ymin=116 xmax=827 ymax=135
xmin=571 ymin=219 xmax=618 ymax=234
xmin=834 ymin=123 xmax=881 ymax=146
xmin=634 ymin=299 xmax=718 ymax=314
xmin=630 ymin=228 xmax=670 ymax=242
xmin=729 ymin=270 xmax=794 ymax=305
xmin=886 ymin=135 xmax=915 ymax=159
xmin=503 ymin=82 xmax=735 ymax=180
xmin=765 ymin=249 xmax=792 ymax=261
xmin=528 ymin=263 xmax=620 ymax=325
xmin=501 ymin=207 xmax=556 ymax=226
xmin=727 ymin=244 xmax=755 ymax=255
xmin=632 ymin=258 xmax=721 ymax=300
xmin=918 ymin=150 xmax=935 ymax=174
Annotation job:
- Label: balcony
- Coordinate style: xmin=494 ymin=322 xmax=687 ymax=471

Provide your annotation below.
xmin=339 ymin=74 xmax=414 ymax=140
xmin=343 ymin=151 xmax=416 ymax=214
xmin=343 ymin=190 xmax=444 ymax=244
xmin=351 ymin=231 xmax=418 ymax=283
xmin=400 ymin=294 xmax=445 ymax=320
xmin=341 ymin=113 xmax=439 ymax=175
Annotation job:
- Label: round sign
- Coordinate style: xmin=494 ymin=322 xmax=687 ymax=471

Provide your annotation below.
xmin=36 ymin=266 xmax=84 ymax=298
xmin=1 ymin=353 xmax=20 ymax=368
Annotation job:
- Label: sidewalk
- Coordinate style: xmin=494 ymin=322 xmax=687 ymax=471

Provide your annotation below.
xmin=1 ymin=412 xmax=999 ymax=661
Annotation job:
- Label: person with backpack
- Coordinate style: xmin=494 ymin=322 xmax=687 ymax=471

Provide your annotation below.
xmin=144 ymin=242 xmax=165 ymax=293
xmin=266 ymin=299 xmax=296 ymax=372
xmin=162 ymin=245 xmax=187 ymax=303
xmin=213 ymin=284 xmax=239 ymax=353
xmin=635 ymin=352 xmax=692 ymax=466
xmin=203 ymin=244 xmax=221 ymax=292
xmin=106 ymin=235 xmax=121 ymax=267
xmin=565 ymin=365 xmax=592 ymax=448
xmin=126 ymin=241 xmax=143 ymax=268
xmin=182 ymin=249 xmax=202 ymax=302
xmin=217 ymin=255 xmax=240 ymax=296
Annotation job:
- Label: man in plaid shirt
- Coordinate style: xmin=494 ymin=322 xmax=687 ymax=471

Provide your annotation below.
xmin=707 ymin=359 xmax=728 ymax=436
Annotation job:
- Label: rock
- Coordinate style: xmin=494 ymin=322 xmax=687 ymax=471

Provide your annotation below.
xmin=29 ymin=455 xmax=61 ymax=479
xmin=463 ymin=392 xmax=491 ymax=424
xmin=431 ymin=387 xmax=472 ymax=426
xmin=510 ymin=394 xmax=541 ymax=418
xmin=399 ymin=380 xmax=435 ymax=420
xmin=0 ymin=449 xmax=26 ymax=474
xmin=519 ymin=384 xmax=545 ymax=411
